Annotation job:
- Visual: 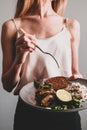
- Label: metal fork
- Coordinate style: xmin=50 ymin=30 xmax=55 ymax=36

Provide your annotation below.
xmin=18 ymin=28 xmax=60 ymax=69
xmin=35 ymin=44 xmax=60 ymax=69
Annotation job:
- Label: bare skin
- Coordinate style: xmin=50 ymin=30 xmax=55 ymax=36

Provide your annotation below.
xmin=1 ymin=0 xmax=82 ymax=92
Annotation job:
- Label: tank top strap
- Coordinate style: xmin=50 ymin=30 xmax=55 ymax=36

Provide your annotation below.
xmin=63 ymin=18 xmax=71 ymax=39
xmin=12 ymin=19 xmax=19 ymax=31
xmin=63 ymin=17 xmax=69 ymax=29
xmin=12 ymin=19 xmax=23 ymax=39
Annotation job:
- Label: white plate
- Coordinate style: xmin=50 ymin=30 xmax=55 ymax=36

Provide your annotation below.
xmin=19 ymin=78 xmax=87 ymax=112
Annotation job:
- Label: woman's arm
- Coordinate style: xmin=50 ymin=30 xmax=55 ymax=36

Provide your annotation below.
xmin=1 ymin=20 xmax=35 ymax=92
xmin=1 ymin=20 xmax=23 ymax=92
xmin=68 ymin=18 xmax=83 ymax=79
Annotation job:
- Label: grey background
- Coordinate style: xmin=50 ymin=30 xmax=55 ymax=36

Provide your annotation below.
xmin=0 ymin=0 xmax=87 ymax=130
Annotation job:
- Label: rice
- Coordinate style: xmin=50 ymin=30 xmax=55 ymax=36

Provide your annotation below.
xmin=71 ymin=82 xmax=87 ymax=101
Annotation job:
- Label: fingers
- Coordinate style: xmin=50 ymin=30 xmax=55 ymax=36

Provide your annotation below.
xmin=15 ymin=28 xmax=37 ymax=55
xmin=16 ymin=42 xmax=35 ymax=54
xmin=16 ymin=34 xmax=36 ymax=50
xmin=69 ymin=73 xmax=83 ymax=81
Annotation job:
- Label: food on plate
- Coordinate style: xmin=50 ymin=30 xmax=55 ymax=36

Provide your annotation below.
xmin=34 ymin=76 xmax=87 ymax=110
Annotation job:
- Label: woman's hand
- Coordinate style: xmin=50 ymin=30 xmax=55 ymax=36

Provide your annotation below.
xmin=15 ymin=33 xmax=36 ymax=64
xmin=69 ymin=73 xmax=83 ymax=80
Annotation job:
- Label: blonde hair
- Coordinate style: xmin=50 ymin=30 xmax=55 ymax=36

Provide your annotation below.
xmin=14 ymin=0 xmax=67 ymax=18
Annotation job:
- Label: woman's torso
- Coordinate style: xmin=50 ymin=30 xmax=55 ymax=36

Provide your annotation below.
xmin=13 ymin=15 xmax=72 ymax=95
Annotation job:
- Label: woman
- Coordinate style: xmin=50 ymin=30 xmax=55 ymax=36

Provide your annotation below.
xmin=1 ymin=0 xmax=82 ymax=130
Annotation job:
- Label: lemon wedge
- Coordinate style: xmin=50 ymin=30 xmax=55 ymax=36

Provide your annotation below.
xmin=56 ymin=89 xmax=72 ymax=102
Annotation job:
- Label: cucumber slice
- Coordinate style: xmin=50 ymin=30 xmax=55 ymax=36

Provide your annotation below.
xmin=56 ymin=89 xmax=72 ymax=102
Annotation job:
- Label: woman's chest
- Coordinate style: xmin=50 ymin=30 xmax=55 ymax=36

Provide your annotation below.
xmin=22 ymin=17 xmax=63 ymax=39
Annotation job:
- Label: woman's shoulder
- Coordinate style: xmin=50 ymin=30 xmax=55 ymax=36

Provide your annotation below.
xmin=2 ymin=18 xmax=22 ymax=32
xmin=67 ymin=18 xmax=80 ymax=30
xmin=65 ymin=18 xmax=80 ymax=39
xmin=65 ymin=17 xmax=80 ymax=33
xmin=1 ymin=18 xmax=22 ymax=42
xmin=57 ymin=15 xmax=80 ymax=31
xmin=1 ymin=19 xmax=15 ymax=41
xmin=2 ymin=19 xmax=14 ymax=33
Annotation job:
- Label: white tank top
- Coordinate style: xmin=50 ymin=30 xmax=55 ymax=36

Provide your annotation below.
xmin=12 ymin=19 xmax=72 ymax=95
